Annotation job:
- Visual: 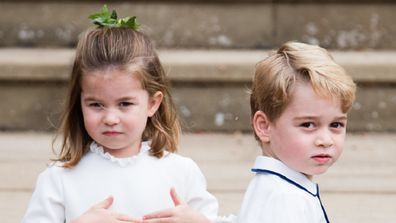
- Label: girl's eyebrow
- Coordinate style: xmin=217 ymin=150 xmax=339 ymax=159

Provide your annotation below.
xmin=81 ymin=95 xmax=138 ymax=103
xmin=81 ymin=96 xmax=99 ymax=102
xmin=117 ymin=96 xmax=137 ymax=101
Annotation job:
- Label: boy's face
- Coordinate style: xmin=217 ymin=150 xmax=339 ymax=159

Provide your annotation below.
xmin=264 ymin=82 xmax=347 ymax=178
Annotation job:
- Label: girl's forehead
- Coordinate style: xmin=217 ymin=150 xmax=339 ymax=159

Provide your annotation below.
xmin=83 ymin=68 xmax=140 ymax=81
xmin=80 ymin=74 xmax=149 ymax=102
xmin=85 ymin=67 xmax=127 ymax=77
xmin=82 ymin=69 xmax=143 ymax=89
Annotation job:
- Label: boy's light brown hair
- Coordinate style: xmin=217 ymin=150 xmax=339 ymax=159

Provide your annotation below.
xmin=54 ymin=27 xmax=180 ymax=168
xmin=250 ymin=41 xmax=356 ymax=138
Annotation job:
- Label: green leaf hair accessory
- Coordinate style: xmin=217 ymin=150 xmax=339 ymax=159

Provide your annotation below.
xmin=88 ymin=5 xmax=140 ymax=30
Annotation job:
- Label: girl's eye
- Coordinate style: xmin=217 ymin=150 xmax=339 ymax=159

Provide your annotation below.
xmin=119 ymin=102 xmax=134 ymax=107
xmin=330 ymin=122 xmax=345 ymax=128
xmin=300 ymin=122 xmax=315 ymax=128
xmin=89 ymin=103 xmax=102 ymax=108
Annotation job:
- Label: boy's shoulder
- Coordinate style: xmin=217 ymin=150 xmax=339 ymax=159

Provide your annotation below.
xmin=246 ymin=174 xmax=317 ymax=212
xmin=252 ymin=171 xmax=316 ymax=201
xmin=251 ymin=157 xmax=318 ymax=197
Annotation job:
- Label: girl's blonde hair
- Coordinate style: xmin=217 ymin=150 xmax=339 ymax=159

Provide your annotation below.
xmin=250 ymin=41 xmax=356 ymax=128
xmin=54 ymin=27 xmax=180 ymax=168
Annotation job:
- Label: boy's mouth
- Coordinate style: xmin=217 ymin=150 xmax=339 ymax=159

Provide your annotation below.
xmin=311 ymin=154 xmax=332 ymax=164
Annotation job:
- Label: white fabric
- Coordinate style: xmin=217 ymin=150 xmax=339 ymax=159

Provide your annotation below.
xmin=215 ymin=214 xmax=237 ymax=223
xmin=22 ymin=141 xmax=218 ymax=223
xmin=237 ymin=156 xmax=328 ymax=223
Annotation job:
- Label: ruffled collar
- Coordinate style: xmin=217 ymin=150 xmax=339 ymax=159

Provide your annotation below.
xmin=89 ymin=141 xmax=151 ymax=167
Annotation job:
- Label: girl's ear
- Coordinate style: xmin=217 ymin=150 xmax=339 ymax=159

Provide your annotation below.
xmin=252 ymin=111 xmax=271 ymax=143
xmin=148 ymin=91 xmax=163 ymax=117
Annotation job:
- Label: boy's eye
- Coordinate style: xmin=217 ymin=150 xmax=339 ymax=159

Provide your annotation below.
xmin=300 ymin=122 xmax=315 ymax=128
xmin=330 ymin=122 xmax=345 ymax=128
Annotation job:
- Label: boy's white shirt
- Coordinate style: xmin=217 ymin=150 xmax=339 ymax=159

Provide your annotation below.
xmin=22 ymin=141 xmax=218 ymax=223
xmin=236 ymin=156 xmax=329 ymax=223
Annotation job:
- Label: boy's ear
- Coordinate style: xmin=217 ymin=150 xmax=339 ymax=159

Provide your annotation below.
xmin=253 ymin=111 xmax=271 ymax=143
xmin=148 ymin=91 xmax=163 ymax=117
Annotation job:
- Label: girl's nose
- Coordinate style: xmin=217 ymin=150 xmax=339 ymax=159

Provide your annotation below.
xmin=103 ymin=109 xmax=120 ymax=125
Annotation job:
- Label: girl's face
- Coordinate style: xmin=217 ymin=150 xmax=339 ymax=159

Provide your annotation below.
xmin=261 ymin=82 xmax=347 ymax=179
xmin=81 ymin=69 xmax=162 ymax=157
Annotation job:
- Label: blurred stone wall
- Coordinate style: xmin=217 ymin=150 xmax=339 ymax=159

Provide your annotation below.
xmin=0 ymin=0 xmax=395 ymax=49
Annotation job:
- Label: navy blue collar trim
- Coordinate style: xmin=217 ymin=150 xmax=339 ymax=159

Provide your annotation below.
xmin=252 ymin=168 xmax=317 ymax=196
xmin=252 ymin=168 xmax=330 ymax=223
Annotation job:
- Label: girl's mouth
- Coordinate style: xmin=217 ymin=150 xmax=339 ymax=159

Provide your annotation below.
xmin=103 ymin=131 xmax=121 ymax=136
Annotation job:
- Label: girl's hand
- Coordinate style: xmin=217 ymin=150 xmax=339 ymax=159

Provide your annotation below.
xmin=142 ymin=188 xmax=212 ymax=223
xmin=70 ymin=196 xmax=142 ymax=223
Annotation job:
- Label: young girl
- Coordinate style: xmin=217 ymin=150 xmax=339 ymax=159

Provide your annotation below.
xmin=22 ymin=6 xmax=218 ymax=223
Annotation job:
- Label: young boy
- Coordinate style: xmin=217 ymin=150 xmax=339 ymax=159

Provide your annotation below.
xmin=142 ymin=41 xmax=356 ymax=223
xmin=237 ymin=41 xmax=356 ymax=222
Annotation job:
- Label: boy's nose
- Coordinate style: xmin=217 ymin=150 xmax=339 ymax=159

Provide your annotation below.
xmin=315 ymin=130 xmax=334 ymax=148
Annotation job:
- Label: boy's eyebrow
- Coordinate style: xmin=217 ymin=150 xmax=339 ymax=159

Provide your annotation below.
xmin=334 ymin=116 xmax=348 ymax=121
xmin=292 ymin=116 xmax=317 ymax=121
xmin=293 ymin=115 xmax=348 ymax=121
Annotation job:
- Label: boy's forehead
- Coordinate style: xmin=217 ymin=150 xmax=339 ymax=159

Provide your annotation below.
xmin=286 ymin=82 xmax=344 ymax=113
xmin=291 ymin=80 xmax=340 ymax=100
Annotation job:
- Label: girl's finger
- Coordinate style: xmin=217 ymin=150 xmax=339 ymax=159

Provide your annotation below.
xmin=114 ymin=213 xmax=142 ymax=222
xmin=143 ymin=209 xmax=174 ymax=220
xmin=142 ymin=217 xmax=172 ymax=223
xmin=92 ymin=196 xmax=114 ymax=209
xmin=170 ymin=188 xmax=183 ymax=206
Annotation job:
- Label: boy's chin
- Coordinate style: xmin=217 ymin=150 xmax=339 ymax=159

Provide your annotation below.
xmin=306 ymin=169 xmax=330 ymax=178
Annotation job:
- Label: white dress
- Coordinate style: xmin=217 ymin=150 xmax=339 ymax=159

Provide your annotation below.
xmin=22 ymin=141 xmax=218 ymax=223
xmin=237 ymin=156 xmax=329 ymax=223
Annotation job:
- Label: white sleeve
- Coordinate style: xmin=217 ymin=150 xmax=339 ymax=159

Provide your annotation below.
xmin=21 ymin=167 xmax=65 ymax=223
xmin=183 ymin=158 xmax=219 ymax=221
